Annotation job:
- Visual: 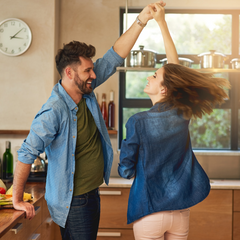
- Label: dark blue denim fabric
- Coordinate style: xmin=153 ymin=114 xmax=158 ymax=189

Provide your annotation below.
xmin=60 ymin=188 xmax=100 ymax=240
xmin=118 ymin=102 xmax=210 ymax=224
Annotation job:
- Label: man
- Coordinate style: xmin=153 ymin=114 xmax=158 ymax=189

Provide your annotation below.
xmin=12 ymin=2 xmax=164 ymax=240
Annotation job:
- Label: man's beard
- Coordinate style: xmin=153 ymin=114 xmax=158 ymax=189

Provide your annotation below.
xmin=74 ymin=74 xmax=92 ymax=94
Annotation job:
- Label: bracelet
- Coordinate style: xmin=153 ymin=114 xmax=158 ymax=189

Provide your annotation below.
xmin=136 ymin=16 xmax=147 ymax=28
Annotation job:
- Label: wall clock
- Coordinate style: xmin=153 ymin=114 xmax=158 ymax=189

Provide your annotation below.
xmin=0 ymin=18 xmax=32 ymax=56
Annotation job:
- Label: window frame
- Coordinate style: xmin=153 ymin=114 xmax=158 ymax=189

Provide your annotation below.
xmin=118 ymin=8 xmax=240 ymax=150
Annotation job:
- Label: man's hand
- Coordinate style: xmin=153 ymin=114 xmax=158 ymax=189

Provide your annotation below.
xmin=12 ymin=161 xmax=34 ymax=220
xmin=149 ymin=2 xmax=166 ymax=25
xmin=138 ymin=1 xmax=166 ymax=25
xmin=13 ymin=201 xmax=35 ymax=220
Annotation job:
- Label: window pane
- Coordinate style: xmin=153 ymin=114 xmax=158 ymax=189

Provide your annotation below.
xmin=124 ymin=13 xmax=232 ymax=55
xmin=189 ymin=109 xmax=231 ymax=149
xmin=122 ymin=108 xmax=149 ymax=139
xmin=126 ymin=71 xmax=154 ymax=99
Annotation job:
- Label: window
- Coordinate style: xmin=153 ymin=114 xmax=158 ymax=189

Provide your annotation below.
xmin=118 ymin=9 xmax=240 ymax=150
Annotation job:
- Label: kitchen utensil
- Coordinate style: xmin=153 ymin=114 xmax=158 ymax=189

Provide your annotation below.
xmin=160 ymin=57 xmax=194 ymax=68
xmin=198 ymin=50 xmax=227 ymax=69
xmin=125 ymin=45 xmax=156 ymax=67
xmin=230 ymin=58 xmax=240 ymax=69
xmin=29 ymin=156 xmax=46 ymax=178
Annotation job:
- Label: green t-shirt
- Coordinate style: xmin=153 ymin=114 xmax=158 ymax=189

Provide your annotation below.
xmin=73 ymin=98 xmax=104 ymax=196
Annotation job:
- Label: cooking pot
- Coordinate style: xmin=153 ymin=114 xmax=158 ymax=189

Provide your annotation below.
xmin=29 ymin=156 xmax=46 ymax=177
xmin=230 ymin=58 xmax=240 ymax=69
xmin=198 ymin=50 xmax=227 ymax=69
xmin=126 ymin=45 xmax=156 ymax=67
xmin=160 ymin=57 xmax=194 ymax=68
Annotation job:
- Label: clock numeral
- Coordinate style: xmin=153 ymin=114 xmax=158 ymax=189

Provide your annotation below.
xmin=24 ymin=28 xmax=27 ymax=32
xmin=11 ymin=21 xmax=15 ymax=26
xmin=0 ymin=43 xmax=2 ymax=47
xmin=11 ymin=49 xmax=15 ymax=54
xmin=26 ymin=35 xmax=29 ymax=39
xmin=19 ymin=47 xmax=21 ymax=52
xmin=19 ymin=23 xmax=21 ymax=27
xmin=24 ymin=43 xmax=27 ymax=46
xmin=5 ymin=47 xmax=8 ymax=52
xmin=0 ymin=29 xmax=3 ymax=33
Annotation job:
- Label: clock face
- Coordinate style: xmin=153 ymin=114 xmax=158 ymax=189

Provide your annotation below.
xmin=0 ymin=18 xmax=32 ymax=56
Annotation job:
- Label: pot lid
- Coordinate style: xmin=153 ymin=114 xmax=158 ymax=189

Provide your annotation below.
xmin=230 ymin=58 xmax=240 ymax=63
xmin=198 ymin=50 xmax=226 ymax=57
xmin=132 ymin=45 xmax=157 ymax=54
xmin=160 ymin=57 xmax=194 ymax=63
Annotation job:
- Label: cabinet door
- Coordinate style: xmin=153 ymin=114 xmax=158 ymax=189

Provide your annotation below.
xmin=234 ymin=190 xmax=240 ymax=212
xmin=97 ymin=229 xmax=134 ymax=240
xmin=188 ymin=189 xmax=232 ymax=240
xmin=99 ymin=188 xmax=132 ymax=229
xmin=233 ymin=212 xmax=240 ymax=240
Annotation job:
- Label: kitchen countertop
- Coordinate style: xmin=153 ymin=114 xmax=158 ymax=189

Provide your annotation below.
xmin=0 ymin=182 xmax=45 ymax=238
xmin=1 ymin=178 xmax=240 ymax=238
xmin=101 ymin=177 xmax=240 ymax=189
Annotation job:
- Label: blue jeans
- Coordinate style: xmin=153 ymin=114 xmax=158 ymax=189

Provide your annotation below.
xmin=60 ymin=188 xmax=100 ymax=240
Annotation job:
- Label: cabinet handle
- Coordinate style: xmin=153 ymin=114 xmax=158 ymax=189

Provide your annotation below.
xmin=99 ymin=190 xmax=121 ymax=196
xmin=30 ymin=233 xmax=41 ymax=240
xmin=45 ymin=217 xmax=53 ymax=225
xmin=34 ymin=206 xmax=41 ymax=215
xmin=97 ymin=232 xmax=121 ymax=237
xmin=10 ymin=222 xmax=23 ymax=234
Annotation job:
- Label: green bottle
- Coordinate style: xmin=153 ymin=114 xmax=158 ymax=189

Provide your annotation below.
xmin=3 ymin=141 xmax=13 ymax=179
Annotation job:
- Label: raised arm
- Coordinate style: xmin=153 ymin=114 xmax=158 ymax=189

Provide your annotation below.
xmin=113 ymin=1 xmax=166 ymax=58
xmin=149 ymin=3 xmax=179 ymax=64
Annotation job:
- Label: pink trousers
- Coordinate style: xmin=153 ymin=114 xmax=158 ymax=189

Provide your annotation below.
xmin=133 ymin=209 xmax=190 ymax=240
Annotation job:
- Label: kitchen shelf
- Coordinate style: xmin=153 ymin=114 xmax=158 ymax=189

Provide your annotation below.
xmin=117 ymin=67 xmax=240 ymax=73
xmin=0 ymin=129 xmax=117 ymax=135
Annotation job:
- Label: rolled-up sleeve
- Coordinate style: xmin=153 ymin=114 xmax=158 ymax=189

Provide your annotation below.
xmin=92 ymin=47 xmax=124 ymax=89
xmin=118 ymin=116 xmax=140 ymax=179
xmin=18 ymin=107 xmax=59 ymax=164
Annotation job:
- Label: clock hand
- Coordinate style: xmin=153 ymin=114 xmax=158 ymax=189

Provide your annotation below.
xmin=10 ymin=36 xmax=23 ymax=39
xmin=10 ymin=28 xmax=24 ymax=39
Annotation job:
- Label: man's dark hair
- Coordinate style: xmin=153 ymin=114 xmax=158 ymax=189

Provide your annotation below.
xmin=55 ymin=41 xmax=96 ymax=77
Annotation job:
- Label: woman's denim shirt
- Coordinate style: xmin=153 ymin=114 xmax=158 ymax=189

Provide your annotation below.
xmin=118 ymin=102 xmax=210 ymax=224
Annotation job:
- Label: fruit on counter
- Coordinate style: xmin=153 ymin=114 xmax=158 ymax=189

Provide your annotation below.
xmin=6 ymin=185 xmax=32 ymax=201
xmin=0 ymin=179 xmax=6 ymax=191
xmin=6 ymin=184 xmax=13 ymax=195
xmin=0 ymin=187 xmax=6 ymax=194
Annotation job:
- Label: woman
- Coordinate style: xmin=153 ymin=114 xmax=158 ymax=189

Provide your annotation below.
xmin=118 ymin=2 xmax=230 ymax=240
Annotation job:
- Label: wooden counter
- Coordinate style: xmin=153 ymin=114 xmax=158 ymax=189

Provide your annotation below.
xmin=0 ymin=182 xmax=46 ymax=238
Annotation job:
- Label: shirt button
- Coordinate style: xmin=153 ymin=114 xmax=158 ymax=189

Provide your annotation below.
xmin=75 ymin=107 xmax=77 ymax=110
xmin=73 ymin=136 xmax=75 ymax=138
xmin=72 ymin=172 xmax=74 ymax=174
xmin=70 ymin=189 xmax=72 ymax=191
xmin=74 ymin=119 xmax=76 ymax=121
xmin=66 ymin=206 xmax=69 ymax=209
xmin=72 ymin=154 xmax=74 ymax=156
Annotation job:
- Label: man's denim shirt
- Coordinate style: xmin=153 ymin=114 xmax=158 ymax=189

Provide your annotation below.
xmin=17 ymin=47 xmax=124 ymax=228
xmin=118 ymin=103 xmax=210 ymax=224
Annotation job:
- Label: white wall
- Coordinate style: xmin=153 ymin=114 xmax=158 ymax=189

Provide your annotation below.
xmin=0 ymin=0 xmax=240 ymax=178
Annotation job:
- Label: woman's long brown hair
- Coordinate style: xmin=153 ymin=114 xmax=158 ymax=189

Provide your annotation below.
xmin=160 ymin=63 xmax=231 ymax=119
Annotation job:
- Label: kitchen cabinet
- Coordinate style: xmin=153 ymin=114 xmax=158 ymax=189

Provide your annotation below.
xmin=97 ymin=188 xmax=134 ymax=239
xmin=233 ymin=190 xmax=240 ymax=240
xmin=0 ymin=195 xmax=57 ymax=240
xmin=188 ymin=190 xmax=232 ymax=240
xmin=98 ymin=186 xmax=233 ymax=240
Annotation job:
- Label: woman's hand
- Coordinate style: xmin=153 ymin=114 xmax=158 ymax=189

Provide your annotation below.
xmin=149 ymin=2 xmax=166 ymax=25
xmin=138 ymin=1 xmax=166 ymax=25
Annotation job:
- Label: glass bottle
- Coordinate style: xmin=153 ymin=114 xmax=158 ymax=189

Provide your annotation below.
xmin=101 ymin=93 xmax=108 ymax=127
xmin=108 ymin=91 xmax=115 ymax=130
xmin=3 ymin=141 xmax=13 ymax=179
